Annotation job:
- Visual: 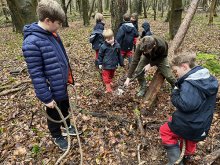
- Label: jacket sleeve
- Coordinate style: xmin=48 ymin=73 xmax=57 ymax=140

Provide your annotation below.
xmin=116 ymin=27 xmax=125 ymax=45
xmin=127 ymin=44 xmax=142 ymax=78
xmin=22 ymin=42 xmax=53 ymax=104
xmin=171 ymin=81 xmax=204 ymax=112
xmin=117 ymin=47 xmax=124 ymax=66
xmin=97 ymin=46 xmax=104 ymax=65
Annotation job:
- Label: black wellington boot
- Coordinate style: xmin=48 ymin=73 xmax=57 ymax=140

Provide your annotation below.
xmin=165 ymin=145 xmax=184 ymax=165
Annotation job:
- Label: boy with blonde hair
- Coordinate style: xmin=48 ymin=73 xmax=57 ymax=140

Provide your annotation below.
xmin=97 ymin=29 xmax=124 ymax=93
xmin=22 ymin=0 xmax=81 ymax=151
xmin=160 ymin=52 xmax=219 ymax=164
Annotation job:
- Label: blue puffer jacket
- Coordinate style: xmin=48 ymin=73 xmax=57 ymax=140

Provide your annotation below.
xmin=97 ymin=41 xmax=124 ymax=70
xmin=169 ymin=66 xmax=219 ymax=142
xmin=141 ymin=21 xmax=153 ymax=38
xmin=22 ymin=23 xmax=72 ymax=104
xmin=116 ymin=22 xmax=139 ymax=51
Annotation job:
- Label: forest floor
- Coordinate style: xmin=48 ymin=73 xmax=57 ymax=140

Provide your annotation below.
xmin=0 ymin=12 xmax=220 ymax=165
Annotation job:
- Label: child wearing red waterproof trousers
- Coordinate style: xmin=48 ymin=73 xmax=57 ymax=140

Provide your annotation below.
xmin=89 ymin=13 xmax=105 ymax=66
xmin=97 ymin=29 xmax=124 ymax=93
xmin=159 ymin=52 xmax=219 ymax=165
xmin=116 ymin=13 xmax=139 ymax=66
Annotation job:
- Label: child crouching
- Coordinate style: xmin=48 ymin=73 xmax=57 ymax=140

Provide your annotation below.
xmin=97 ymin=29 xmax=124 ymax=93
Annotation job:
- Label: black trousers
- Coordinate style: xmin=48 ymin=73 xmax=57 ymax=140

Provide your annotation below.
xmin=46 ymin=99 xmax=71 ymax=138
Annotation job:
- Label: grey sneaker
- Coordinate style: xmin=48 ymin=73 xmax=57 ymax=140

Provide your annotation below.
xmin=62 ymin=125 xmax=82 ymax=136
xmin=53 ymin=136 xmax=68 ymax=151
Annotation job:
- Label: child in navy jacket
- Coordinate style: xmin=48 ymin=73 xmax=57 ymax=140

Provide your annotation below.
xmin=97 ymin=29 xmax=124 ymax=93
xmin=116 ymin=13 xmax=139 ymax=66
xmin=159 ymin=52 xmax=219 ymax=165
xmin=90 ymin=13 xmax=105 ymax=66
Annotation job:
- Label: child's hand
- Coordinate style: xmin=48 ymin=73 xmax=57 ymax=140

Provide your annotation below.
xmin=45 ymin=100 xmax=55 ymax=109
xmin=99 ymin=65 xmax=102 ymax=69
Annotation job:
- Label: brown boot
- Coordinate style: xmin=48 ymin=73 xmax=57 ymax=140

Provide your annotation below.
xmin=105 ymin=84 xmax=113 ymax=93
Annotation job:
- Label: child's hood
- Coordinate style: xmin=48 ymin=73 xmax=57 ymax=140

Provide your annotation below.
xmin=23 ymin=22 xmax=51 ymax=40
xmin=142 ymin=21 xmax=151 ymax=31
xmin=184 ymin=66 xmax=219 ymax=96
xmin=122 ymin=22 xmax=135 ymax=33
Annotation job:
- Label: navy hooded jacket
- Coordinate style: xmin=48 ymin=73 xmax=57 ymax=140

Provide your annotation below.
xmin=141 ymin=21 xmax=152 ymax=38
xmin=97 ymin=41 xmax=124 ymax=70
xmin=169 ymin=66 xmax=219 ymax=142
xmin=90 ymin=22 xmax=105 ymax=50
xmin=22 ymin=23 xmax=72 ymax=104
xmin=116 ymin=22 xmax=139 ymax=51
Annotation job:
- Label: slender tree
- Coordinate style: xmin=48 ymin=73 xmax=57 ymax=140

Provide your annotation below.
xmin=61 ymin=0 xmax=72 ymax=27
xmin=209 ymin=0 xmax=217 ymax=24
xmin=105 ymin=0 xmax=110 ymax=11
xmin=143 ymin=0 xmax=147 ymax=18
xmin=82 ymin=0 xmax=90 ymax=26
xmin=169 ymin=0 xmax=183 ymax=39
xmin=89 ymin=0 xmax=96 ymax=19
xmin=0 ymin=0 xmax=9 ymax=21
xmin=6 ymin=0 xmax=37 ymax=33
xmin=110 ymin=0 xmax=128 ymax=35
xmin=97 ymin=0 xmax=103 ymax=13
xmin=153 ymin=0 xmax=158 ymax=20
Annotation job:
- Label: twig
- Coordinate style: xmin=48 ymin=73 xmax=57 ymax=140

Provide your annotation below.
xmin=137 ymin=144 xmax=147 ymax=165
xmin=0 ymin=80 xmax=31 ymax=91
xmin=174 ymin=139 xmax=186 ymax=165
xmin=0 ymin=87 xmax=24 ymax=96
xmin=134 ymin=106 xmax=147 ymax=146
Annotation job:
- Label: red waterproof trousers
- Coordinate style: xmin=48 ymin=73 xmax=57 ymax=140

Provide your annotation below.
xmin=102 ymin=69 xmax=115 ymax=84
xmin=159 ymin=117 xmax=197 ymax=155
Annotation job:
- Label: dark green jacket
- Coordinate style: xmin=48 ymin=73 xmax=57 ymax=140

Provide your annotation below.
xmin=127 ymin=36 xmax=168 ymax=78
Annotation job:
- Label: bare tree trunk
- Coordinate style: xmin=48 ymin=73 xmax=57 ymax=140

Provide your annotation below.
xmin=143 ymin=0 xmax=147 ymax=18
xmin=145 ymin=0 xmax=200 ymax=108
xmin=61 ymin=0 xmax=72 ymax=27
xmin=169 ymin=0 xmax=183 ymax=39
xmin=6 ymin=0 xmax=37 ymax=33
xmin=98 ymin=0 xmax=103 ymax=13
xmin=132 ymin=0 xmax=142 ymax=15
xmin=111 ymin=0 xmax=128 ymax=36
xmin=89 ymin=0 xmax=95 ymax=19
xmin=105 ymin=0 xmax=110 ymax=11
xmin=76 ymin=0 xmax=82 ymax=16
xmin=209 ymin=0 xmax=217 ymax=24
xmin=82 ymin=0 xmax=90 ymax=26
xmin=165 ymin=0 xmax=171 ymax=22
xmin=153 ymin=0 xmax=158 ymax=20
xmin=161 ymin=0 xmax=164 ymax=17
xmin=0 ymin=0 xmax=9 ymax=21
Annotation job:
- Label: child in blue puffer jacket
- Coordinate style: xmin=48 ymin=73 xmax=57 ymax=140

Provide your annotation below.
xmin=22 ymin=0 xmax=81 ymax=151
xmin=97 ymin=29 xmax=124 ymax=93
